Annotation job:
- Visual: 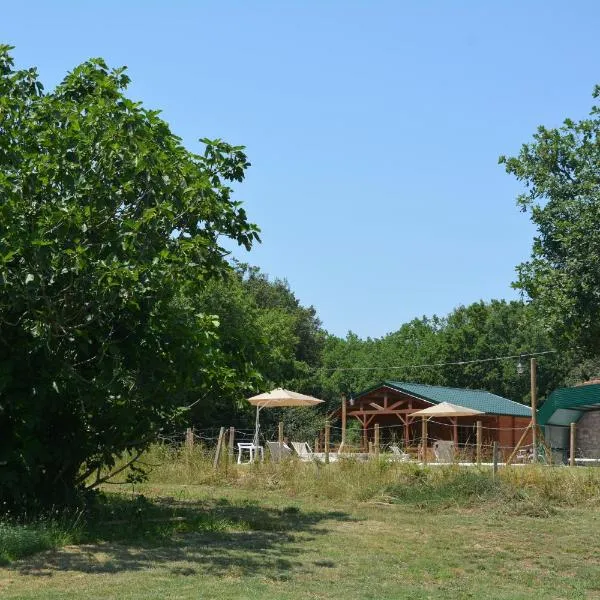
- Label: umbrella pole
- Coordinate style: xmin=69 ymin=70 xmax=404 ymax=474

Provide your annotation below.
xmin=253 ymin=405 xmax=261 ymax=448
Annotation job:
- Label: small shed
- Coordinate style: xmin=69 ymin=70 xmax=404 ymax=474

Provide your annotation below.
xmin=345 ymin=381 xmax=532 ymax=454
xmin=538 ymin=381 xmax=600 ymax=459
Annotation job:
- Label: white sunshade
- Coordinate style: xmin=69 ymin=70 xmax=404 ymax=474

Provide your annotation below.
xmin=247 ymin=388 xmax=324 ymax=448
xmin=247 ymin=388 xmax=324 ymax=408
xmin=411 ymin=401 xmax=484 ymax=418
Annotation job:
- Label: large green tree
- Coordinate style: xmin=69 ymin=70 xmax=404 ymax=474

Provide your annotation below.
xmin=500 ymin=85 xmax=600 ymax=354
xmin=0 ymin=48 xmax=259 ymax=508
xmin=190 ymin=265 xmax=327 ymax=438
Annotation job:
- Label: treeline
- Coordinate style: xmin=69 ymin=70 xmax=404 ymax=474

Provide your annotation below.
xmin=193 ymin=264 xmax=595 ymax=437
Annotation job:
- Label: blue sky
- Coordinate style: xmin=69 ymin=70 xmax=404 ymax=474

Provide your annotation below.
xmin=3 ymin=2 xmax=599 ymax=338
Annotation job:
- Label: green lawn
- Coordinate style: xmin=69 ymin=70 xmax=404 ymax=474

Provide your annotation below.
xmin=2 ymin=476 xmax=600 ymax=599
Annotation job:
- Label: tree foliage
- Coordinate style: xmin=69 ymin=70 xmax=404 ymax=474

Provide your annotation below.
xmin=190 ymin=265 xmax=326 ymax=436
xmin=318 ymin=301 xmax=567 ymax=409
xmin=0 ymin=48 xmax=259 ymax=508
xmin=500 ymin=85 xmax=600 ymax=354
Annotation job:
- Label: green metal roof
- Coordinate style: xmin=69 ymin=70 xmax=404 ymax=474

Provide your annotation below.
xmin=356 ymin=381 xmax=531 ymax=417
xmin=538 ymin=384 xmax=600 ymax=426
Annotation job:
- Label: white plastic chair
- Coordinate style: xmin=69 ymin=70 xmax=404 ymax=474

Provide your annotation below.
xmin=237 ymin=442 xmax=264 ymax=464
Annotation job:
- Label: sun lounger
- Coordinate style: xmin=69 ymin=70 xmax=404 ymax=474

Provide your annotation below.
xmin=389 ymin=444 xmax=411 ymax=461
xmin=291 ymin=442 xmax=338 ymax=462
xmin=266 ymin=441 xmax=292 ymax=462
xmin=291 ymin=441 xmax=315 ymax=461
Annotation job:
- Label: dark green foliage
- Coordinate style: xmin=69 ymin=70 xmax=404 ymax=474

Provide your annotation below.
xmin=500 ymin=85 xmax=600 ymax=355
xmin=318 ymin=300 xmax=567 ymax=407
xmin=0 ymin=47 xmax=258 ymax=509
xmin=190 ymin=264 xmax=327 ymax=431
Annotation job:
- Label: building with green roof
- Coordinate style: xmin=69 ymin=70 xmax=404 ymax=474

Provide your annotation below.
xmin=538 ymin=382 xmax=600 ymax=460
xmin=343 ymin=381 xmax=532 ymax=455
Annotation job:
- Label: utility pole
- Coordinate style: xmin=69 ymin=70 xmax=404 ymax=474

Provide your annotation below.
xmin=531 ymin=357 xmax=538 ymax=464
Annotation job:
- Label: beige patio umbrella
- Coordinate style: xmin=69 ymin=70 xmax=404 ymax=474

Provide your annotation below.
xmin=411 ymin=402 xmax=484 ymax=418
xmin=411 ymin=402 xmax=483 ymax=464
xmin=247 ymin=388 xmax=324 ymax=446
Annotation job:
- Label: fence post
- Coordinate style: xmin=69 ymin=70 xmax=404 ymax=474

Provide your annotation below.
xmin=476 ymin=421 xmax=482 ymax=466
xmin=570 ymin=422 xmax=576 ymax=467
xmin=213 ymin=426 xmax=225 ymax=470
xmin=325 ymin=419 xmax=330 ymax=464
xmin=228 ymin=427 xmax=235 ymax=463
xmin=278 ymin=421 xmax=284 ymax=457
xmin=374 ymin=423 xmax=380 ymax=457
xmin=421 ymin=417 xmax=428 ymax=465
xmin=492 ymin=441 xmax=498 ymax=478
xmin=340 ymin=394 xmax=347 ymax=452
xmin=185 ymin=427 xmax=194 ymax=451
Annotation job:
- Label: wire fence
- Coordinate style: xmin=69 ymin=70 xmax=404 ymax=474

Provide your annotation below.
xmin=151 ymin=419 xmax=600 ymax=467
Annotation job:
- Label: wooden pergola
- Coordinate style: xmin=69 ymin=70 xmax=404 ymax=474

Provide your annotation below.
xmin=337 ymin=382 xmax=532 ymax=453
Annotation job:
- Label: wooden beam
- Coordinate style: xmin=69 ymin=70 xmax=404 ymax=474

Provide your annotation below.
xmin=505 ymin=422 xmax=532 ymax=466
xmin=364 ymin=415 xmax=376 ymax=428
xmin=387 ymin=399 xmax=408 ymax=411
xmin=353 ymin=414 xmax=365 ymax=426
xmin=348 ymin=408 xmax=424 ymax=416
xmin=369 ymin=402 xmax=385 ymax=411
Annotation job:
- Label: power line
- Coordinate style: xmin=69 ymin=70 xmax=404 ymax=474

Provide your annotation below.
xmin=316 ymin=350 xmax=557 ymax=372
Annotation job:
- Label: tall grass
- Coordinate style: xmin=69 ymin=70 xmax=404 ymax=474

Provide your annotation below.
xmin=0 ymin=510 xmax=84 ymax=565
xmin=4 ymin=444 xmax=599 ymax=565
xmin=127 ymin=443 xmax=600 ymax=510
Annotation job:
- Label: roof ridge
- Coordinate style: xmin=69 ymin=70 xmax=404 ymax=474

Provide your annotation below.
xmin=385 ymin=380 xmax=530 ymax=408
xmin=386 ymin=380 xmax=502 ymax=395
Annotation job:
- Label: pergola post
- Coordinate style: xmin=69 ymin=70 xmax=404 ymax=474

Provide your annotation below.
xmin=476 ymin=421 xmax=482 ymax=465
xmin=421 ymin=416 xmax=428 ymax=465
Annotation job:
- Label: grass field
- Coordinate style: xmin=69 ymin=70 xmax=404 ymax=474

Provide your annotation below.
xmin=2 ymin=452 xmax=600 ymax=599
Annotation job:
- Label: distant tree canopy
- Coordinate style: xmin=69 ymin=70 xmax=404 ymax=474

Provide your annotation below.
xmin=0 ymin=47 xmax=259 ymax=509
xmin=317 ymin=301 xmax=569 ymax=412
xmin=500 ymin=85 xmax=600 ymax=356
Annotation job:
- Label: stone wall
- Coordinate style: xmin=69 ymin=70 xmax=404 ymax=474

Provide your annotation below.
xmin=576 ymin=411 xmax=600 ymax=458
